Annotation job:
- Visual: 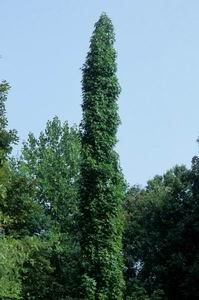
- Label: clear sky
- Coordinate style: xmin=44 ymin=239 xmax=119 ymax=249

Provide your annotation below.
xmin=1 ymin=0 xmax=199 ymax=186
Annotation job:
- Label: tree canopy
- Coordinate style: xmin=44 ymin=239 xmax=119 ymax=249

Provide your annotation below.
xmin=1 ymin=14 xmax=199 ymax=300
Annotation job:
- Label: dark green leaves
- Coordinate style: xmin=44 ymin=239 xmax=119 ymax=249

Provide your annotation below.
xmin=79 ymin=14 xmax=125 ymax=299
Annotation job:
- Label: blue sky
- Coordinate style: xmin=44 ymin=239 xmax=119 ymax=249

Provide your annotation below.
xmin=1 ymin=0 xmax=199 ymax=185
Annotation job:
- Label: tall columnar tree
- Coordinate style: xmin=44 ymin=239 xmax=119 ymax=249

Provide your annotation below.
xmin=79 ymin=14 xmax=125 ymax=299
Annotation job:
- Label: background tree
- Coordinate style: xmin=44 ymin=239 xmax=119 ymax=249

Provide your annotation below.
xmin=0 ymin=81 xmax=18 ymax=228
xmin=20 ymin=116 xmax=80 ymax=234
xmin=79 ymin=14 xmax=125 ymax=299
xmin=0 ymin=82 xmax=26 ymax=299
xmin=0 ymin=237 xmax=27 ymax=299
xmin=0 ymin=81 xmax=18 ymax=164
xmin=124 ymin=162 xmax=199 ymax=299
xmin=18 ymin=116 xmax=81 ymax=299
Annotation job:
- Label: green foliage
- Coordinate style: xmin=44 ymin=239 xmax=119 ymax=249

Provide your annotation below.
xmin=0 ymin=89 xmax=81 ymax=299
xmin=0 ymin=82 xmax=27 ymax=299
xmin=81 ymin=274 xmax=97 ymax=300
xmin=0 ymin=82 xmax=18 ymax=164
xmin=126 ymin=281 xmax=149 ymax=300
xmin=17 ymin=117 xmax=81 ymax=299
xmin=124 ymin=163 xmax=199 ymax=299
xmin=0 ymin=237 xmax=27 ymax=299
xmin=150 ymin=290 xmax=167 ymax=300
xmin=1 ymin=169 xmax=47 ymax=237
xmin=79 ymin=14 xmax=125 ymax=299
xmin=0 ymin=81 xmax=18 ymax=231
xmin=1 ymin=16 xmax=199 ymax=300
xmin=20 ymin=116 xmax=80 ymax=233
xmin=21 ymin=235 xmax=56 ymax=300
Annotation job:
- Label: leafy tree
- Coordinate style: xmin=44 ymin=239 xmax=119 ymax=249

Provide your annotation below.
xmin=79 ymin=14 xmax=125 ymax=299
xmin=0 ymin=82 xmax=27 ymax=299
xmin=20 ymin=116 xmax=80 ymax=234
xmin=21 ymin=235 xmax=57 ymax=300
xmin=18 ymin=117 xmax=81 ymax=299
xmin=0 ymin=237 xmax=27 ymax=299
xmin=180 ymin=155 xmax=199 ymax=299
xmin=124 ymin=163 xmax=199 ymax=299
xmin=0 ymin=81 xmax=18 ymax=164
xmin=0 ymin=81 xmax=18 ymax=229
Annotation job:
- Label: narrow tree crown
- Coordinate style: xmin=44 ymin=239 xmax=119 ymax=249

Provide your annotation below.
xmin=81 ymin=14 xmax=121 ymax=158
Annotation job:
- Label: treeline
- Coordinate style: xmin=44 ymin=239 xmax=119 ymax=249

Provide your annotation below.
xmin=0 ymin=14 xmax=199 ymax=300
xmin=124 ymin=160 xmax=199 ymax=299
